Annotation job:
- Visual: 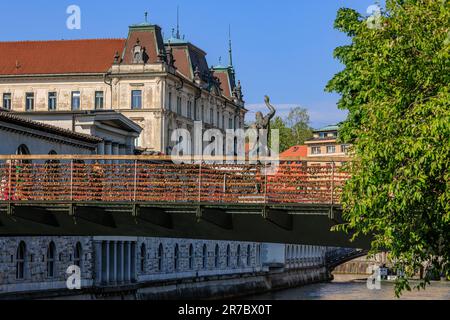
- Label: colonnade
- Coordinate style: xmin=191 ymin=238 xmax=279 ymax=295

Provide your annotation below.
xmin=94 ymin=240 xmax=136 ymax=286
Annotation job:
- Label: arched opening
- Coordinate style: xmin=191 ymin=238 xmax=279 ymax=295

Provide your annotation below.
xmin=45 ymin=150 xmax=60 ymax=199
xmin=174 ymin=244 xmax=179 ymax=271
xmin=157 ymin=243 xmax=164 ymax=272
xmin=74 ymin=242 xmax=82 ymax=268
xmin=215 ymin=244 xmax=220 ymax=268
xmin=47 ymin=242 xmax=56 ymax=278
xmin=16 ymin=241 xmax=26 ymax=280
xmin=202 ymin=244 xmax=208 ymax=269
xmin=140 ymin=243 xmax=146 ymax=273
xmin=188 ymin=244 xmax=194 ymax=270
xmin=16 ymin=144 xmax=30 ymax=156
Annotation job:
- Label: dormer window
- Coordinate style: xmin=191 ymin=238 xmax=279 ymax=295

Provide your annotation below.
xmin=132 ymin=38 xmax=148 ymax=64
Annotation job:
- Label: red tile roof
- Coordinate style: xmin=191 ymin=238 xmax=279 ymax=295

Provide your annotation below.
xmin=280 ymin=145 xmax=308 ymax=158
xmin=213 ymin=71 xmax=232 ymax=98
xmin=0 ymin=39 xmax=126 ymax=75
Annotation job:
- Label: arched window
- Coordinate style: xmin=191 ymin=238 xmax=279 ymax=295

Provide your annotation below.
xmin=16 ymin=241 xmax=26 ymax=280
xmin=237 ymin=245 xmax=241 ymax=268
xmin=226 ymin=245 xmax=231 ymax=268
xmin=215 ymin=244 xmax=220 ymax=268
xmin=140 ymin=243 xmax=146 ymax=273
xmin=157 ymin=243 xmax=164 ymax=272
xmin=174 ymin=244 xmax=179 ymax=271
xmin=74 ymin=242 xmax=82 ymax=268
xmin=47 ymin=242 xmax=56 ymax=278
xmin=188 ymin=244 xmax=194 ymax=270
xmin=16 ymin=144 xmax=30 ymax=155
xmin=247 ymin=245 xmax=251 ymax=266
xmin=202 ymin=244 xmax=208 ymax=269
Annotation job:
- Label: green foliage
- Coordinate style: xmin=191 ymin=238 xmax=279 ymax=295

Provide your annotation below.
xmin=270 ymin=107 xmax=313 ymax=152
xmin=327 ymin=0 xmax=450 ymax=296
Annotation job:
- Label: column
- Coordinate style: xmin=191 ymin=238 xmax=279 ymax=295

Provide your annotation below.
xmin=94 ymin=241 xmax=103 ymax=285
xmin=105 ymin=141 xmax=112 ymax=165
xmin=112 ymin=143 xmax=120 ymax=166
xmin=124 ymin=242 xmax=130 ymax=283
xmin=109 ymin=241 xmax=117 ymax=284
xmin=130 ymin=243 xmax=136 ymax=282
xmin=97 ymin=141 xmax=105 ymax=155
xmin=101 ymin=241 xmax=109 ymax=285
xmin=117 ymin=242 xmax=124 ymax=284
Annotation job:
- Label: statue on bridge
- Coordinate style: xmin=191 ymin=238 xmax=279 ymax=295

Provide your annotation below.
xmin=252 ymin=95 xmax=277 ymax=132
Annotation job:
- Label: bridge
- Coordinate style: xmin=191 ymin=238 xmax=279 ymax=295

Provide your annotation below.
xmin=0 ymin=155 xmax=371 ymax=249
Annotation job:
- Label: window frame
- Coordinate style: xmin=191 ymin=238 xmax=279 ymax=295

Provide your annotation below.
xmin=25 ymin=92 xmax=34 ymax=111
xmin=3 ymin=93 xmax=12 ymax=110
xmin=95 ymin=91 xmax=104 ymax=110
xmin=131 ymin=90 xmax=142 ymax=110
xmin=71 ymin=91 xmax=81 ymax=111
xmin=48 ymin=92 xmax=57 ymax=111
xmin=326 ymin=145 xmax=336 ymax=154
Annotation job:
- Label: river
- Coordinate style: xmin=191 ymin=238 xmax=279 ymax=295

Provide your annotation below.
xmin=247 ymin=274 xmax=450 ymax=300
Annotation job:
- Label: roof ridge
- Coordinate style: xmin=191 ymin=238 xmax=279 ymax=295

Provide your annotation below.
xmin=0 ymin=38 xmax=126 ymax=44
xmin=0 ymin=111 xmax=102 ymax=144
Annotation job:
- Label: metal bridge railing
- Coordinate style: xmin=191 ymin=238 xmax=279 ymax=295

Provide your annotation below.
xmin=0 ymin=155 xmax=350 ymax=205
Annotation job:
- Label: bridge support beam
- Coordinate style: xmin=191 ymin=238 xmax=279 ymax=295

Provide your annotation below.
xmin=197 ymin=207 xmax=233 ymax=230
xmin=135 ymin=206 xmax=173 ymax=229
xmin=263 ymin=208 xmax=294 ymax=231
xmin=74 ymin=206 xmax=117 ymax=229
xmin=12 ymin=206 xmax=60 ymax=228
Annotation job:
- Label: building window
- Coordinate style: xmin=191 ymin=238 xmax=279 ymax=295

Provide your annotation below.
xmin=187 ymin=101 xmax=192 ymax=119
xmin=341 ymin=144 xmax=350 ymax=154
xmin=25 ymin=93 xmax=34 ymax=111
xmin=217 ymin=112 xmax=220 ymax=127
xmin=226 ymin=245 xmax=231 ymax=268
xmin=47 ymin=242 xmax=56 ymax=278
xmin=140 ymin=243 xmax=146 ymax=273
xmin=215 ymin=244 xmax=220 ymax=268
xmin=16 ymin=241 xmax=26 ymax=280
xmin=157 ymin=243 xmax=164 ymax=272
xmin=326 ymin=145 xmax=336 ymax=154
xmin=189 ymin=244 xmax=194 ymax=270
xmin=74 ymin=242 xmax=82 ymax=268
xmin=48 ymin=92 xmax=57 ymax=111
xmin=210 ymin=109 xmax=214 ymax=124
xmin=131 ymin=90 xmax=142 ymax=110
xmin=168 ymin=92 xmax=172 ymax=111
xmin=194 ymin=103 xmax=198 ymax=121
xmin=174 ymin=244 xmax=179 ymax=271
xmin=228 ymin=118 xmax=233 ymax=130
xmin=201 ymin=105 xmax=205 ymax=121
xmin=3 ymin=93 xmax=11 ymax=110
xmin=95 ymin=91 xmax=104 ymax=110
xmin=177 ymin=97 xmax=182 ymax=115
xmin=311 ymin=147 xmax=321 ymax=155
xmin=71 ymin=91 xmax=81 ymax=111
xmin=202 ymin=244 xmax=208 ymax=269
xmin=247 ymin=245 xmax=251 ymax=267
xmin=319 ymin=132 xmax=326 ymax=138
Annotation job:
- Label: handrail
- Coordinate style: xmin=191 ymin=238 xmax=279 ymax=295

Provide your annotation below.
xmin=0 ymin=154 xmax=352 ymax=163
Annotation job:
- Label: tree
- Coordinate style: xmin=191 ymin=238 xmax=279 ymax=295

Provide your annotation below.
xmin=270 ymin=116 xmax=294 ymax=152
xmin=326 ymin=0 xmax=449 ymax=296
xmin=287 ymin=107 xmax=313 ymax=146
xmin=269 ymin=108 xmax=313 ymax=152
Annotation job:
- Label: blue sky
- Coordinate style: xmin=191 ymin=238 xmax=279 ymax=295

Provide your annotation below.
xmin=0 ymin=0 xmax=378 ymax=128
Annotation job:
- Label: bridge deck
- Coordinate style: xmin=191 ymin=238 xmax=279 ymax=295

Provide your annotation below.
xmin=0 ymin=156 xmax=369 ymax=248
